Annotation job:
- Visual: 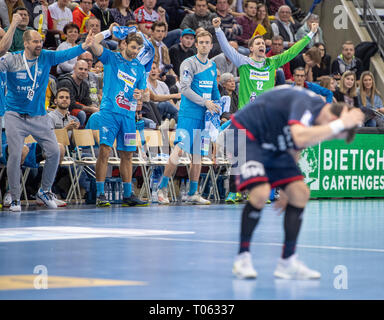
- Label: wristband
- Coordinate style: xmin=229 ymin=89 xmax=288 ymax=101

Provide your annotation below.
xmin=101 ymin=30 xmax=111 ymax=39
xmin=329 ymin=119 xmax=345 ymax=134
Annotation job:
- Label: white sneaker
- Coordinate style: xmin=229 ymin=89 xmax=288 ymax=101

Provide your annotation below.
xmin=157 ymin=188 xmax=170 ymax=205
xmin=36 ymin=192 xmax=67 ymax=207
xmin=233 ymin=252 xmax=258 ymax=279
xmin=3 ymin=191 xmax=12 ymax=207
xmin=9 ymin=200 xmax=21 ymax=212
xmin=274 ymin=254 xmax=321 ymax=280
xmin=36 ymin=189 xmax=58 ymax=209
xmin=185 ymin=193 xmax=211 ymax=205
xmin=159 ymin=119 xmax=170 ymax=131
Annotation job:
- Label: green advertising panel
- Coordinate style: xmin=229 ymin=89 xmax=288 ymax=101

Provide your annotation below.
xmin=298 ymin=134 xmax=384 ymax=198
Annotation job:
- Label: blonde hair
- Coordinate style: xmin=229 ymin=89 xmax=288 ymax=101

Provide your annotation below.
xmin=196 ymin=30 xmax=212 ymax=42
xmin=319 ymin=76 xmax=333 ymax=90
xmin=359 ymin=71 xmax=382 ymax=107
xmin=339 ymin=71 xmax=357 ymax=98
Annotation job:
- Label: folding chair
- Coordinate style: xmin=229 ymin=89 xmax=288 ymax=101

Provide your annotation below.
xmin=135 ymin=131 xmax=151 ymax=200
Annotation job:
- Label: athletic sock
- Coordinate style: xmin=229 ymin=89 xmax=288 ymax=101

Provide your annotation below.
xmin=123 ymin=182 xmax=132 ymax=198
xmin=282 ymin=204 xmax=305 ymax=259
xmin=239 ymin=201 xmax=262 ymax=254
xmin=159 ymin=176 xmax=170 ymax=190
xmin=96 ymin=181 xmax=105 ymax=197
xmin=188 ymin=181 xmax=198 ymax=196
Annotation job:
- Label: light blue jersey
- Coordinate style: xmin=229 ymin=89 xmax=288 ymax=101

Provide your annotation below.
xmin=179 ymin=55 xmax=221 ymax=121
xmin=98 ymin=49 xmax=147 ymax=119
xmin=0 ymin=70 xmax=6 ymax=117
xmin=0 ymin=45 xmax=86 ymax=116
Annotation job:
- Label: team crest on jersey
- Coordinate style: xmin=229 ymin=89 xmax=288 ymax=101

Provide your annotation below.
xmin=183 ymin=69 xmax=191 ymax=81
xmin=118 ymin=70 xmax=136 ymax=88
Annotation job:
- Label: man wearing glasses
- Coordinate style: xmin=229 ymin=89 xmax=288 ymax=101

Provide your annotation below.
xmin=266 ymin=35 xmax=293 ymax=84
xmin=0 ymin=24 xmax=94 ymax=212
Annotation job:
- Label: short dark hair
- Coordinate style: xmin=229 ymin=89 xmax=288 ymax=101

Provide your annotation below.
xmin=13 ymin=7 xmax=28 ymax=14
xmin=151 ymin=21 xmax=167 ymax=31
xmin=56 ymin=87 xmax=71 ymax=97
xmin=125 ymin=33 xmax=144 ymax=46
xmin=63 ymin=23 xmax=80 ymax=35
xmin=293 ymin=67 xmax=305 ymax=75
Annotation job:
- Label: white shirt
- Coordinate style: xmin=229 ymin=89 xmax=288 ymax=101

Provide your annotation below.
xmin=48 ymin=2 xmax=73 ymax=31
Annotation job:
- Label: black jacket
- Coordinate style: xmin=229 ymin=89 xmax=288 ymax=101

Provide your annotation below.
xmin=57 ymin=74 xmax=93 ymax=112
xmin=333 ymin=88 xmax=360 ymax=108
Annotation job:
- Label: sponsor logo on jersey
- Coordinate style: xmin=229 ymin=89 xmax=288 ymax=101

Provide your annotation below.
xmin=249 ymin=70 xmax=269 ymax=81
xmin=118 ymin=70 xmax=136 ymax=88
xmin=16 ymin=72 xmax=27 ymax=80
xmin=115 ymin=91 xmax=136 ymax=111
xmin=199 ymin=80 xmax=213 ymax=88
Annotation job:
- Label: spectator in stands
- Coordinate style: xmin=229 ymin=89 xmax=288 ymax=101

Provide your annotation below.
xmin=236 ymin=0 xmax=257 ymax=55
xmin=357 ymin=71 xmax=384 ymax=127
xmin=110 ymin=0 xmax=134 ymax=27
xmin=319 ymin=76 xmax=337 ymax=103
xmin=135 ymin=0 xmax=181 ymax=48
xmin=169 ymin=28 xmax=196 ymax=78
xmin=147 ymin=62 xmax=179 ymax=127
xmin=23 ymin=0 xmax=48 ymax=34
xmin=267 ymin=0 xmax=285 ymax=16
xmin=78 ymin=51 xmax=103 ymax=108
xmin=91 ymin=0 xmax=115 ymax=31
xmin=312 ymin=42 xmax=331 ymax=82
xmin=79 ymin=16 xmax=112 ymax=49
xmin=56 ymin=23 xmax=80 ymax=75
xmin=255 ymin=3 xmax=273 ymax=47
xmin=332 ymin=41 xmax=364 ymax=80
xmin=333 ymin=70 xmax=359 ymax=107
xmin=4 ymin=7 xmax=32 ymax=52
xmin=289 ymin=46 xmax=322 ymax=82
xmin=139 ymin=88 xmax=165 ymax=129
xmin=72 ymin=0 xmax=94 ymax=34
xmin=0 ymin=0 xmax=25 ymax=28
xmin=266 ymin=35 xmax=293 ymax=83
xmin=214 ymin=0 xmax=242 ymax=42
xmin=58 ymin=59 xmax=99 ymax=126
xmin=218 ymin=72 xmax=238 ymax=122
xmin=156 ymin=0 xmax=186 ymax=31
xmin=47 ymin=0 xmax=72 ymax=40
xmin=295 ymin=14 xmax=323 ymax=49
xmin=271 ymin=5 xmax=299 ymax=49
xmin=292 ymin=67 xmax=333 ymax=103
xmin=212 ymin=40 xmax=238 ymax=81
xmin=150 ymin=21 xmax=176 ymax=77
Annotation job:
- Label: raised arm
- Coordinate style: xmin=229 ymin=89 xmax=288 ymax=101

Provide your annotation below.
xmin=0 ymin=14 xmax=22 ymax=56
xmin=91 ymin=23 xmax=119 ymax=57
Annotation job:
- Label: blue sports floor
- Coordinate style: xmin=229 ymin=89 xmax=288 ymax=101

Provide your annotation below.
xmin=0 ymin=199 xmax=384 ymax=300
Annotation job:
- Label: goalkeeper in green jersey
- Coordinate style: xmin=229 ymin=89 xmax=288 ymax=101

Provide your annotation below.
xmin=213 ymin=17 xmax=319 ymax=109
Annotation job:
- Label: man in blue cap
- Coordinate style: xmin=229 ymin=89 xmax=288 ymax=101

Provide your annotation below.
xmin=169 ymin=28 xmax=196 ymax=78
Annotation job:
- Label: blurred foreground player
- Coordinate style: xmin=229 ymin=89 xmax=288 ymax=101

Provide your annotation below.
xmin=221 ymin=86 xmax=364 ymax=279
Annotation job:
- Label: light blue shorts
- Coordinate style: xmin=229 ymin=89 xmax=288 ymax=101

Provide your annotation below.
xmin=99 ymin=111 xmax=136 ymax=152
xmin=174 ymin=116 xmax=207 ymax=155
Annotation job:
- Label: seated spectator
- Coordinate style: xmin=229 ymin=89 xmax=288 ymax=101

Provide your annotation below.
xmin=47 ymin=0 xmax=73 ymax=41
xmin=4 ymin=7 xmax=32 ymax=52
xmin=255 ymin=3 xmax=273 ymax=47
xmin=23 ymin=0 xmax=48 ymax=35
xmin=57 ymin=59 xmax=99 ymax=126
xmin=0 ymin=0 xmax=25 ymax=28
xmin=212 ymin=41 xmax=239 ymax=82
xmin=48 ymin=87 xmax=80 ymax=143
xmin=295 ymin=14 xmax=323 ymax=49
xmin=169 ymin=28 xmax=196 ymax=78
xmin=333 ymin=70 xmax=359 ymax=107
xmin=56 ymin=23 xmax=80 ymax=75
xmin=319 ymin=76 xmax=337 ymax=103
xmin=78 ymin=16 xmax=112 ymax=49
xmin=215 ymin=0 xmax=242 ymax=42
xmin=289 ymin=46 xmax=322 ymax=82
xmin=135 ymin=0 xmax=181 ymax=48
xmin=292 ymin=67 xmax=333 ymax=103
xmin=235 ymin=0 xmax=257 ymax=55
xmin=357 ymin=71 xmax=384 ymax=127
xmin=91 ymin=0 xmax=115 ymax=31
xmin=332 ymin=41 xmax=364 ymax=80
xmin=267 ymin=0 xmax=286 ymax=16
xmin=218 ymin=72 xmax=238 ymax=122
xmin=139 ymin=88 xmax=166 ymax=129
xmin=110 ymin=0 xmax=134 ymax=27
xmin=147 ymin=63 xmax=179 ymax=126
xmin=266 ymin=35 xmax=293 ymax=83
xmin=78 ymin=51 xmax=103 ymax=108
xmin=312 ymin=42 xmax=331 ymax=82
xmin=156 ymin=0 xmax=186 ymax=31
xmin=72 ymin=0 xmax=94 ymax=34
xmin=150 ymin=21 xmax=177 ymax=77
xmin=271 ymin=5 xmax=299 ymax=49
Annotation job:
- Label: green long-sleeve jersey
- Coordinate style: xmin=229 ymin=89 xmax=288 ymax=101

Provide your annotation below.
xmin=216 ymin=28 xmax=314 ymax=109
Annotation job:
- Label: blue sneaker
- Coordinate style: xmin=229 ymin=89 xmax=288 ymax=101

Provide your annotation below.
xmin=225 ymin=192 xmax=237 ymax=204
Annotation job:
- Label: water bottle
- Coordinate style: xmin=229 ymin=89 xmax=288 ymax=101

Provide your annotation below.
xmin=182 ymin=179 xmax=189 ymax=202
xmin=151 ymin=178 xmax=159 ymax=203
xmin=180 ymin=179 xmax=186 ymax=202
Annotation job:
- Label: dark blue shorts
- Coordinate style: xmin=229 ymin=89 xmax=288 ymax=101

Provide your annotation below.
xmin=227 ymin=123 xmax=303 ymax=191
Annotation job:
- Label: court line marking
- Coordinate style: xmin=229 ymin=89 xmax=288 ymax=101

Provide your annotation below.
xmin=129 ymin=236 xmax=384 ymax=254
